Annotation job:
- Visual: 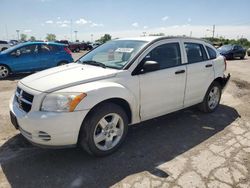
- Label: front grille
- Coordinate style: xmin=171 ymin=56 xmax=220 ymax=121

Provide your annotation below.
xmin=15 ymin=87 xmax=34 ymax=113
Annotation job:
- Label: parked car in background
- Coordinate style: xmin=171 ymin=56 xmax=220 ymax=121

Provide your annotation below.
xmin=56 ymin=40 xmax=92 ymax=52
xmin=79 ymin=42 xmax=93 ymax=51
xmin=0 ymin=42 xmax=73 ymax=78
xmin=9 ymin=40 xmax=19 ymax=46
xmin=247 ymin=48 xmax=250 ymax=56
xmin=0 ymin=40 xmax=10 ymax=51
xmin=91 ymin=42 xmax=101 ymax=49
xmin=218 ymin=44 xmax=246 ymax=60
xmin=9 ymin=37 xmax=230 ymax=156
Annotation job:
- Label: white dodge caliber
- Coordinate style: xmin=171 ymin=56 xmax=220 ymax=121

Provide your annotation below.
xmin=10 ymin=37 xmax=230 ymax=156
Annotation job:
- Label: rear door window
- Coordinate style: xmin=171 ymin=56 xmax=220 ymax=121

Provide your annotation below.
xmin=185 ymin=43 xmax=208 ymax=63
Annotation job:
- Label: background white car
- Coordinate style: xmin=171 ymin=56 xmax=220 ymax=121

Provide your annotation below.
xmin=10 ymin=36 xmax=230 ymax=156
xmin=0 ymin=40 xmax=10 ymax=51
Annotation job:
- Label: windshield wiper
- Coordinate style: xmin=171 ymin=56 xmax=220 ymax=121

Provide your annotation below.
xmin=81 ymin=60 xmax=106 ymax=68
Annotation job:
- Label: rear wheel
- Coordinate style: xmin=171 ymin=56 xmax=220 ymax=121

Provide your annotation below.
xmin=79 ymin=103 xmax=128 ymax=157
xmin=199 ymin=82 xmax=222 ymax=113
xmin=0 ymin=65 xmax=10 ymax=79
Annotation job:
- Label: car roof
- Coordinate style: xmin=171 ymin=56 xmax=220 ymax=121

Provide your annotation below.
xmin=22 ymin=41 xmax=66 ymax=46
xmin=115 ymin=36 xmax=209 ymax=43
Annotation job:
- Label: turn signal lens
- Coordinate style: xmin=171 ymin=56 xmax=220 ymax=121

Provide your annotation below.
xmin=69 ymin=93 xmax=87 ymax=112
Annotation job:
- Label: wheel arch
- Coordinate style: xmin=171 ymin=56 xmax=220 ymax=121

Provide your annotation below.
xmin=0 ymin=63 xmax=12 ymax=72
xmin=77 ymin=97 xmax=132 ymax=145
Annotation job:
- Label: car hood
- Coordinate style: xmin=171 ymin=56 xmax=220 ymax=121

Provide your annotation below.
xmin=20 ymin=63 xmax=119 ymax=92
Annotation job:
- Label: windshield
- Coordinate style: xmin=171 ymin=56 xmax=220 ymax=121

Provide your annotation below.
xmin=78 ymin=40 xmax=147 ymax=69
xmin=218 ymin=45 xmax=233 ymax=52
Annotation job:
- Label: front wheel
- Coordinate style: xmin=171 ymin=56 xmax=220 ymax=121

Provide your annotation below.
xmin=0 ymin=65 xmax=10 ymax=79
xmin=199 ymin=82 xmax=222 ymax=113
xmin=79 ymin=103 xmax=128 ymax=156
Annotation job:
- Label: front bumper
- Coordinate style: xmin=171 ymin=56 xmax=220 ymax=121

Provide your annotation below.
xmin=9 ymin=95 xmax=89 ymax=147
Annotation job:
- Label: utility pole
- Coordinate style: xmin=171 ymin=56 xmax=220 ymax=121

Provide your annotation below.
xmin=16 ymin=30 xmax=20 ymax=41
xmin=212 ymin=25 xmax=215 ymax=38
xmin=74 ymin=30 xmax=78 ymax=42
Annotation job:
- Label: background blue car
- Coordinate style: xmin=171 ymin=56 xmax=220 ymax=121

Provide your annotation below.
xmin=0 ymin=42 xmax=73 ymax=79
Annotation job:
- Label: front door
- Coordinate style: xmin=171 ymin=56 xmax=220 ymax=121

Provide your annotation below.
xmin=138 ymin=41 xmax=186 ymax=121
xmin=9 ymin=44 xmax=39 ymax=72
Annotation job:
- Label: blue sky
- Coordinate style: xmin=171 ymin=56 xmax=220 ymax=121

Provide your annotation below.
xmin=1 ymin=0 xmax=250 ymax=41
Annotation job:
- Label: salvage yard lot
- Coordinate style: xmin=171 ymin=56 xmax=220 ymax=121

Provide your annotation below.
xmin=0 ymin=53 xmax=250 ymax=187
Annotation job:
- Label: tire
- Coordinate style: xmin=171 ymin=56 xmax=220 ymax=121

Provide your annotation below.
xmin=0 ymin=65 xmax=10 ymax=79
xmin=1 ymin=47 xmax=7 ymax=51
xmin=79 ymin=102 xmax=128 ymax=157
xmin=57 ymin=61 xmax=68 ymax=66
xmin=198 ymin=81 xmax=222 ymax=113
xmin=75 ymin=48 xmax=80 ymax=53
xmin=240 ymin=56 xmax=245 ymax=60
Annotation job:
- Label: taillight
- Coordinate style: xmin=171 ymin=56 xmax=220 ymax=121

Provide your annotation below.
xmin=64 ymin=47 xmax=71 ymax=55
xmin=223 ymin=57 xmax=227 ymax=71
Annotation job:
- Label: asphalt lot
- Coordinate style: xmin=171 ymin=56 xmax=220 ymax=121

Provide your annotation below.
xmin=0 ymin=52 xmax=250 ymax=188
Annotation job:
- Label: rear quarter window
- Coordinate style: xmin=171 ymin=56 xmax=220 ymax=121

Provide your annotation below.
xmin=206 ymin=46 xmax=217 ymax=60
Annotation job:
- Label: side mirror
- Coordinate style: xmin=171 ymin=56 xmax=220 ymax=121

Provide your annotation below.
xmin=142 ymin=60 xmax=160 ymax=73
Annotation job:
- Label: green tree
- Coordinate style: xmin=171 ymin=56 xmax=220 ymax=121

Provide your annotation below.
xmin=46 ymin=33 xmax=56 ymax=41
xmin=149 ymin=33 xmax=165 ymax=36
xmin=29 ymin=36 xmax=36 ymax=41
xmin=96 ymin=34 xmax=111 ymax=43
xmin=20 ymin=34 xmax=27 ymax=41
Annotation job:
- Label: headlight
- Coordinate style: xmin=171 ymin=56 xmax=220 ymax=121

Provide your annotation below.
xmin=41 ymin=93 xmax=87 ymax=112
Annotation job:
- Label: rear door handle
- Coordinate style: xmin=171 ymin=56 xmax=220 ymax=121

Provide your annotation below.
xmin=175 ymin=70 xmax=185 ymax=74
xmin=205 ymin=64 xmax=213 ymax=68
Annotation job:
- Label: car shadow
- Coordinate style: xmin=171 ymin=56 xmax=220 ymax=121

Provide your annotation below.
xmin=0 ymin=104 xmax=240 ymax=188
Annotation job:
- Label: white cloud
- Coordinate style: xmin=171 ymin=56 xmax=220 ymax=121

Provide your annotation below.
xmin=63 ymin=20 xmax=70 ymax=24
xmin=45 ymin=20 xmax=53 ymax=24
xmin=162 ymin=16 xmax=169 ymax=21
xmin=24 ymin=29 xmax=32 ymax=33
xmin=143 ymin=26 xmax=148 ymax=29
xmin=57 ymin=17 xmax=61 ymax=20
xmin=60 ymin=23 xmax=69 ymax=27
xmin=132 ymin=22 xmax=139 ymax=27
xmin=188 ymin=18 xmax=192 ymax=22
xmin=75 ymin=18 xmax=88 ymax=25
xmin=91 ymin=23 xmax=104 ymax=27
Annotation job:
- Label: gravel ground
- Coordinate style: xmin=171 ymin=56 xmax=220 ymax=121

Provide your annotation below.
xmin=0 ymin=52 xmax=250 ymax=188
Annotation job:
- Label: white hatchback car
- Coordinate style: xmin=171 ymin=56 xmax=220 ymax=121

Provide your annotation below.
xmin=10 ymin=37 xmax=230 ymax=156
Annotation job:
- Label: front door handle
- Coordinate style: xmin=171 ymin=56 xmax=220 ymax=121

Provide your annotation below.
xmin=175 ymin=70 xmax=185 ymax=74
xmin=205 ymin=64 xmax=213 ymax=68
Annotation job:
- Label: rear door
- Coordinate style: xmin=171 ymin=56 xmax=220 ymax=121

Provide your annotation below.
xmin=182 ymin=40 xmax=215 ymax=107
xmin=37 ymin=44 xmax=58 ymax=69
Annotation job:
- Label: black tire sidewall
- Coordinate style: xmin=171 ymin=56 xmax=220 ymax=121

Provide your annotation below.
xmin=80 ymin=103 xmax=128 ymax=156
